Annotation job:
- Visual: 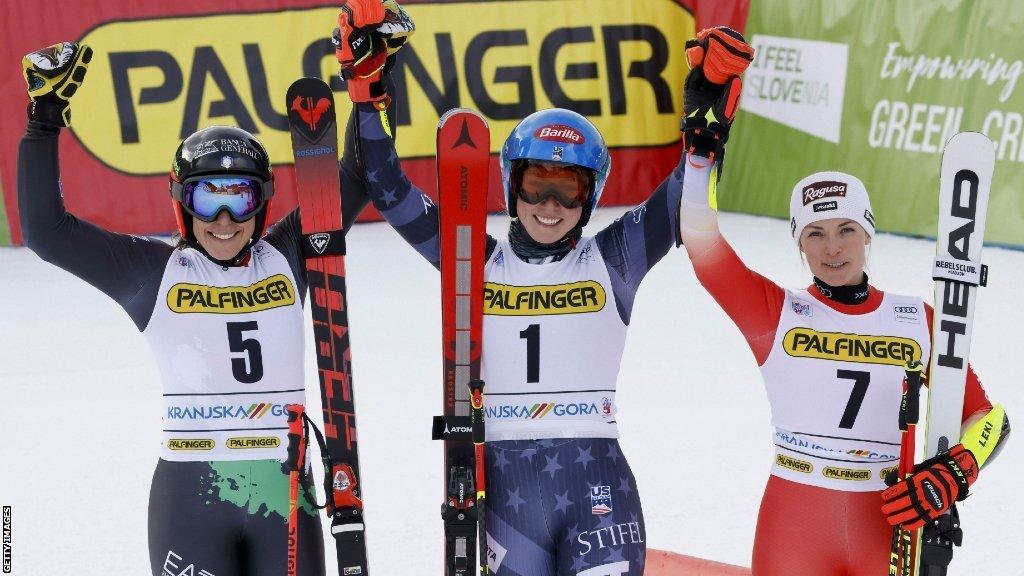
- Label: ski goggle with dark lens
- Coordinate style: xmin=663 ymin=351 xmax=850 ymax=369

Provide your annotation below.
xmin=516 ymin=162 xmax=591 ymax=209
xmin=179 ymin=177 xmax=266 ymax=222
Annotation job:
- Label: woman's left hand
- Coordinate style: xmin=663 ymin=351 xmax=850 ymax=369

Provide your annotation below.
xmin=881 ymin=443 xmax=978 ymax=529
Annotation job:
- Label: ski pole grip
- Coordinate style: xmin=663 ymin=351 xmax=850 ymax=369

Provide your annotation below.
xmin=286 ymin=404 xmax=307 ymax=472
xmin=469 ymin=379 xmax=485 ymax=444
xmin=900 ymin=360 xmax=924 ymax=429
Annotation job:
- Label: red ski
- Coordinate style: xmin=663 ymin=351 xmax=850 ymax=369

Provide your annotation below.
xmin=432 ymin=108 xmax=491 ymax=575
xmin=287 ymin=77 xmax=369 ymax=575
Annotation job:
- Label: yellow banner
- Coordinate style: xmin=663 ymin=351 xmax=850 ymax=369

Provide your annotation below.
xmin=73 ymin=1 xmax=692 ymax=175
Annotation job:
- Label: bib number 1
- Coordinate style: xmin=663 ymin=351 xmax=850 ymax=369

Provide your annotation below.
xmin=520 ymin=324 xmax=540 ymax=383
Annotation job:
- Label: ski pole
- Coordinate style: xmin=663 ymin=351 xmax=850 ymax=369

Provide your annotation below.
xmin=470 ymin=379 xmax=488 ymax=574
xmin=889 ymin=360 xmax=923 ymax=576
xmin=286 ymin=404 xmax=308 ymax=576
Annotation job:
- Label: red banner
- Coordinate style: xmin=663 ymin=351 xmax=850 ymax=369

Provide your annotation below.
xmin=1 ymin=0 xmax=747 ymax=245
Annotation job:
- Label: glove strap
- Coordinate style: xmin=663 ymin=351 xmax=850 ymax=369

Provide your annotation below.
xmin=27 ymin=100 xmax=68 ymax=128
xmin=681 ymin=111 xmax=727 ymax=163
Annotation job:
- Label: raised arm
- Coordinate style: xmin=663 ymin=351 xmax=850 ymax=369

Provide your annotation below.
xmin=593 ymin=156 xmax=683 ymax=325
xmin=333 ymin=0 xmax=447 ymax=270
xmin=18 ymin=43 xmax=171 ymax=331
xmin=673 ymin=28 xmax=784 ymax=364
xmin=679 ymin=160 xmax=785 ymax=365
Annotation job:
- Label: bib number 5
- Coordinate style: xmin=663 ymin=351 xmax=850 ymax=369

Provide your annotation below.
xmin=227 ymin=321 xmax=264 ymax=383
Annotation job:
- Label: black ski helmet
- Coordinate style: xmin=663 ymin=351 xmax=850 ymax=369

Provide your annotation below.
xmin=169 ymin=126 xmax=275 ymax=255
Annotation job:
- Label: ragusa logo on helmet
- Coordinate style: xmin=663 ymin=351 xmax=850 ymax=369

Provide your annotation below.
xmin=535 ymin=124 xmax=585 ymax=144
xmin=802 ymin=181 xmax=848 ymax=205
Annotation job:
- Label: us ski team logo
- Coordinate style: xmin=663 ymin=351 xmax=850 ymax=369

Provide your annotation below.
xmin=590 ymin=485 xmax=613 ymax=515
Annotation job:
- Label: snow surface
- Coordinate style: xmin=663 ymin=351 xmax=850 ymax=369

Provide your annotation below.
xmin=1 ymin=209 xmax=1021 ymax=574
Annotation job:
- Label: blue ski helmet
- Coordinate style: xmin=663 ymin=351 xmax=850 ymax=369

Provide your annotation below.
xmin=500 ymin=108 xmax=610 ymax=227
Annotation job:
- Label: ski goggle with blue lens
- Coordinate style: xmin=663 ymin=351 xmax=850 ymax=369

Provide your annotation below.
xmin=178 ymin=177 xmax=267 ymax=222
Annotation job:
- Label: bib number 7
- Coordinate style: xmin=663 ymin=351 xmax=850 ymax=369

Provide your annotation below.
xmin=836 ymin=369 xmax=869 ymax=429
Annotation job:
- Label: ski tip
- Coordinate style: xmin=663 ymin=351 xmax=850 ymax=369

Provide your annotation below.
xmin=286 ymin=77 xmax=334 ymax=101
xmin=286 ymin=77 xmax=337 ymax=145
xmin=438 ymin=107 xmax=489 ymax=130
xmin=944 ymin=131 xmax=995 ymax=151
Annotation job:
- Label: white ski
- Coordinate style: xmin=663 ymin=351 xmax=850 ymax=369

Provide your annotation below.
xmin=924 ymin=131 xmax=994 ymax=460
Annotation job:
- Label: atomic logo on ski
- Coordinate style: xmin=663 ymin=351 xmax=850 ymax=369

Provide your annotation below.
xmin=453 ymin=118 xmax=478 ymax=149
xmin=289 ymin=95 xmax=334 ymax=142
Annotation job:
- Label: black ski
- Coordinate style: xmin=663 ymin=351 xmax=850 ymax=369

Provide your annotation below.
xmin=287 ymin=77 xmax=369 ymax=575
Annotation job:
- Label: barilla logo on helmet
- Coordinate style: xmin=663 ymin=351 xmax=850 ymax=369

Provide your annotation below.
xmin=802 ymin=181 xmax=847 ymax=205
xmin=535 ymin=124 xmax=585 ymax=144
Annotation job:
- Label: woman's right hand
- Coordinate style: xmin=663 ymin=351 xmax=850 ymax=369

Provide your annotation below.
xmin=333 ymin=0 xmax=415 ymax=107
xmin=23 ymin=42 xmax=92 ymax=127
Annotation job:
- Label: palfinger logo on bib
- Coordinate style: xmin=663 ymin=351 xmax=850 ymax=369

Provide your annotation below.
xmin=822 ymin=466 xmax=871 ymax=481
xmin=167 ymin=438 xmax=215 ymax=451
xmin=226 ymin=436 xmax=280 ymax=449
xmin=167 ymin=274 xmax=296 ymax=313
xmin=483 ymin=281 xmax=606 ymax=316
xmin=782 ymin=327 xmax=922 ymax=366
xmin=776 ymin=453 xmax=813 ymax=473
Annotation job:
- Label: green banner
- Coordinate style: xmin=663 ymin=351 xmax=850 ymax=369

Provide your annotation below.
xmin=724 ymin=0 xmax=1024 ymax=247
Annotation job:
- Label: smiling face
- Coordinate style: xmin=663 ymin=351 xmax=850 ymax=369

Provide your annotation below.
xmin=192 ymin=210 xmax=256 ymax=261
xmin=514 ymin=162 xmax=588 ymax=244
xmin=516 ymin=196 xmax=583 ymax=245
xmin=799 ymin=218 xmax=870 ymax=286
